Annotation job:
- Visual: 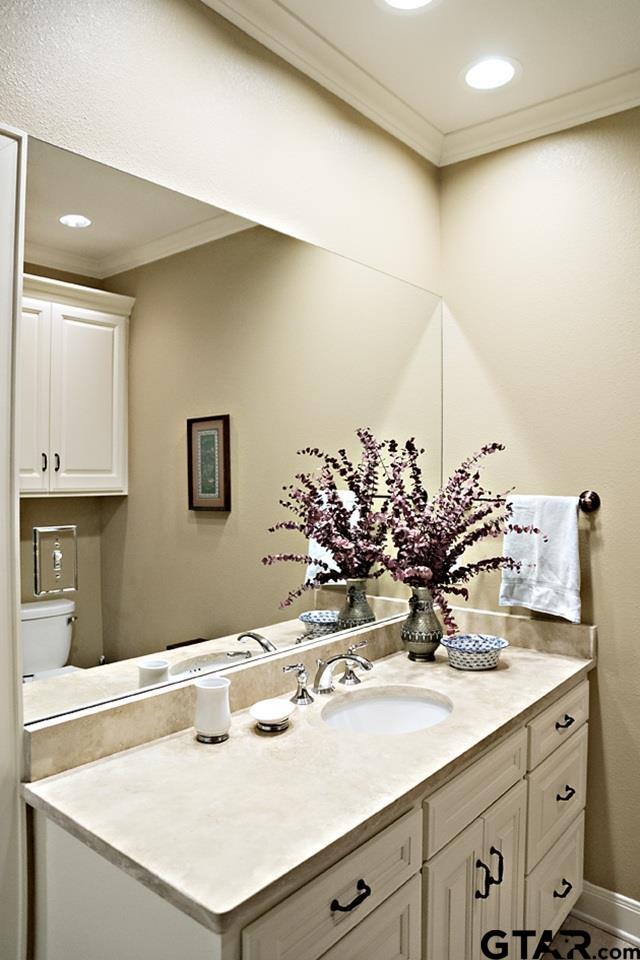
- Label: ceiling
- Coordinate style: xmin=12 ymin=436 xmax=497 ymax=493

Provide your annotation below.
xmin=26 ymin=140 xmax=254 ymax=279
xmin=203 ymin=0 xmax=640 ymax=165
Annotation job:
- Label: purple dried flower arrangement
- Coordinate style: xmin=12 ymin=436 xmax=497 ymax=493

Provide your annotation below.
xmin=262 ymin=427 xmax=391 ymax=607
xmin=382 ymin=439 xmax=544 ymax=633
xmin=263 ymin=428 xmax=543 ymax=629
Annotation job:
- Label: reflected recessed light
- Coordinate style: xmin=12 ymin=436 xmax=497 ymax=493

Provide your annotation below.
xmin=383 ymin=0 xmax=434 ymax=9
xmin=465 ymin=57 xmax=518 ymax=90
xmin=59 ymin=213 xmax=92 ymax=229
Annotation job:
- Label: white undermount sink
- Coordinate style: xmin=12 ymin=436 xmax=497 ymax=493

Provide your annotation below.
xmin=321 ymin=685 xmax=453 ymax=735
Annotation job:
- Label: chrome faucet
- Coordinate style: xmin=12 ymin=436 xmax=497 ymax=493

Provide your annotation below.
xmin=313 ymin=648 xmax=373 ymax=694
xmin=237 ymin=631 xmax=278 ymax=654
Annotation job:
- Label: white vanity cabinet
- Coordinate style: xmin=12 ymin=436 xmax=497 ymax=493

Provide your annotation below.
xmin=19 ymin=276 xmax=134 ymax=496
xmin=29 ymin=679 xmax=589 ymax=960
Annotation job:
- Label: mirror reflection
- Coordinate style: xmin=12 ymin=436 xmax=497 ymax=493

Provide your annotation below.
xmin=19 ymin=139 xmax=442 ymax=724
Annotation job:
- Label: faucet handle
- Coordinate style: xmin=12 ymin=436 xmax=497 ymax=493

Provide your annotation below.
xmin=283 ymin=662 xmax=314 ymax=705
xmin=339 ymin=641 xmax=368 ymax=686
xmin=346 ymin=639 xmax=368 ymax=656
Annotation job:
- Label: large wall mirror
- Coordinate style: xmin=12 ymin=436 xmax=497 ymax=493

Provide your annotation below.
xmin=19 ymin=139 xmax=442 ymax=724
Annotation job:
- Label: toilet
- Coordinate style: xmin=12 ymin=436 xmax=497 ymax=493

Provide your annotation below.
xmin=21 ymin=599 xmax=81 ymax=680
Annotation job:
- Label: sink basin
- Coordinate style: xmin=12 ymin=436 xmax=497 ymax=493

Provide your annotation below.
xmin=321 ymin=685 xmax=452 ymax=735
xmin=170 ymin=650 xmax=253 ymax=679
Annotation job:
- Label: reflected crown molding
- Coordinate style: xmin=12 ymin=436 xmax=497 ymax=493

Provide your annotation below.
xmin=26 ymin=212 xmax=256 ymax=280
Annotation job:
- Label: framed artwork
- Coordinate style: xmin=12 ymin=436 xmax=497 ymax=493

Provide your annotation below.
xmin=187 ymin=414 xmax=231 ymax=511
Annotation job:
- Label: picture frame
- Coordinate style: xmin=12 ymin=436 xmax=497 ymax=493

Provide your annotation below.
xmin=187 ymin=414 xmax=231 ymax=511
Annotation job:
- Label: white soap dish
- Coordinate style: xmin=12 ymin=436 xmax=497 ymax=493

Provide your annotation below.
xmin=249 ymin=698 xmax=295 ymax=733
xmin=249 ymin=698 xmax=296 ymax=733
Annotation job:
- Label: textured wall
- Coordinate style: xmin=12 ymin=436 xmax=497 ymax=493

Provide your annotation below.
xmin=0 ymin=0 xmax=440 ymax=292
xmin=440 ymin=107 xmax=640 ymax=899
xmin=100 ymin=227 xmax=441 ymax=660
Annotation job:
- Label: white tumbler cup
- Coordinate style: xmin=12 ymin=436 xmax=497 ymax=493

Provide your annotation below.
xmin=194 ymin=676 xmax=231 ymax=743
xmin=137 ymin=658 xmax=170 ymax=688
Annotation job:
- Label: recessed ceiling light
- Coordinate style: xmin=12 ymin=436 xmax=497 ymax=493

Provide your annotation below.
xmin=59 ymin=213 xmax=92 ymax=229
xmin=383 ymin=0 xmax=434 ymax=10
xmin=464 ymin=57 xmax=518 ymax=90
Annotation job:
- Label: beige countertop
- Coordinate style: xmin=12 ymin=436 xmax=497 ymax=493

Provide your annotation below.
xmin=23 ymin=645 xmax=592 ymax=935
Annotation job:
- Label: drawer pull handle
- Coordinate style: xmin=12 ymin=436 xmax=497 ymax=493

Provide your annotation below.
xmin=556 ymin=785 xmax=576 ymax=802
xmin=491 ymin=846 xmax=505 ymax=886
xmin=475 ymin=846 xmax=505 ymax=899
xmin=330 ymin=879 xmax=372 ymax=913
xmin=475 ymin=859 xmax=492 ymax=899
xmin=54 ymin=453 xmax=61 ymax=472
xmin=555 ymin=714 xmax=575 ymax=731
xmin=553 ymin=878 xmax=573 ymax=899
xmin=41 ymin=452 xmax=48 ymax=472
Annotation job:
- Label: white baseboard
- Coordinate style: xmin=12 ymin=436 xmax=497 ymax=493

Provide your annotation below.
xmin=573 ymin=881 xmax=640 ymax=946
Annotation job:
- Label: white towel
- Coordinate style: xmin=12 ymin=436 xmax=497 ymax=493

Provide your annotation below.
xmin=499 ymin=495 xmax=581 ymax=623
xmin=306 ymin=490 xmax=357 ymax=585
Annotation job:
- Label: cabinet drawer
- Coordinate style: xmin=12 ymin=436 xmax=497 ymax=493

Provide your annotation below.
xmin=525 ymin=812 xmax=584 ymax=936
xmin=527 ymin=725 xmax=588 ymax=870
xmin=242 ymin=809 xmax=422 ymax=960
xmin=320 ymin=876 xmax=421 ymax=960
xmin=527 ymin=682 xmax=588 ymax=770
xmin=423 ymin=729 xmax=526 ymax=859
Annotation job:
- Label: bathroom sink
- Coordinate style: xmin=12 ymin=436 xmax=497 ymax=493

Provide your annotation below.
xmin=169 ymin=650 xmax=253 ymax=679
xmin=321 ymin=685 xmax=452 ymax=735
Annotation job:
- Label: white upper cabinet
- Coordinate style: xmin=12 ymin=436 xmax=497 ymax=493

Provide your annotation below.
xmin=19 ymin=276 xmax=134 ymax=497
xmin=19 ymin=297 xmax=51 ymax=492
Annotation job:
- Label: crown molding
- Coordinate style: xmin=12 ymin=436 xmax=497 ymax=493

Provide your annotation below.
xmin=201 ymin=0 xmax=444 ymax=164
xmin=441 ymin=69 xmax=640 ymax=166
xmin=23 ymin=274 xmax=136 ymax=316
xmin=25 ymin=212 xmax=256 ymax=281
xmin=98 ymin=212 xmax=255 ymax=278
xmin=202 ymin=0 xmax=640 ymax=167
xmin=24 ymin=242 xmax=102 ymax=279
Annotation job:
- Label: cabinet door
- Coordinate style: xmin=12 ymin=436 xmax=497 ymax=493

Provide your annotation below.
xmin=320 ymin=876 xmax=421 ymax=960
xmin=18 ymin=297 xmax=51 ymax=493
xmin=424 ymin=818 xmax=483 ymax=960
xmin=481 ymin=781 xmax=527 ymax=957
xmin=49 ymin=303 xmax=127 ymax=493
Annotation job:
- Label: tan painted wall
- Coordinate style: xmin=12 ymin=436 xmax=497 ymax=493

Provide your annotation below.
xmin=101 ymin=226 xmax=441 ymax=660
xmin=19 ymin=498 xmax=105 ymax=669
xmin=440 ymin=107 xmax=640 ymax=900
xmin=0 ymin=0 xmax=440 ymax=292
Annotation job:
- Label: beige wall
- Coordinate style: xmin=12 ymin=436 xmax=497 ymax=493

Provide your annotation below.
xmin=19 ymin=498 xmax=105 ymax=669
xmin=440 ymin=106 xmax=640 ymax=900
xmin=101 ymin=226 xmax=441 ymax=660
xmin=0 ymin=0 xmax=440 ymax=292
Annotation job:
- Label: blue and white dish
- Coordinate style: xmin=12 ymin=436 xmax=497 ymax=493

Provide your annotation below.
xmin=299 ymin=610 xmax=340 ymax=637
xmin=441 ymin=634 xmax=509 ymax=671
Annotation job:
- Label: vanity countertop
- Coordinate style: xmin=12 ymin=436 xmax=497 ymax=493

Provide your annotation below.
xmin=23 ymin=645 xmax=593 ymax=935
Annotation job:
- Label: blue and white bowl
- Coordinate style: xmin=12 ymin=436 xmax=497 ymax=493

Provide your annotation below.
xmin=299 ymin=610 xmax=340 ymax=637
xmin=441 ymin=634 xmax=509 ymax=671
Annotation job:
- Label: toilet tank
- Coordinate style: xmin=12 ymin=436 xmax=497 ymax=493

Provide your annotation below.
xmin=21 ymin=599 xmax=75 ymax=675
